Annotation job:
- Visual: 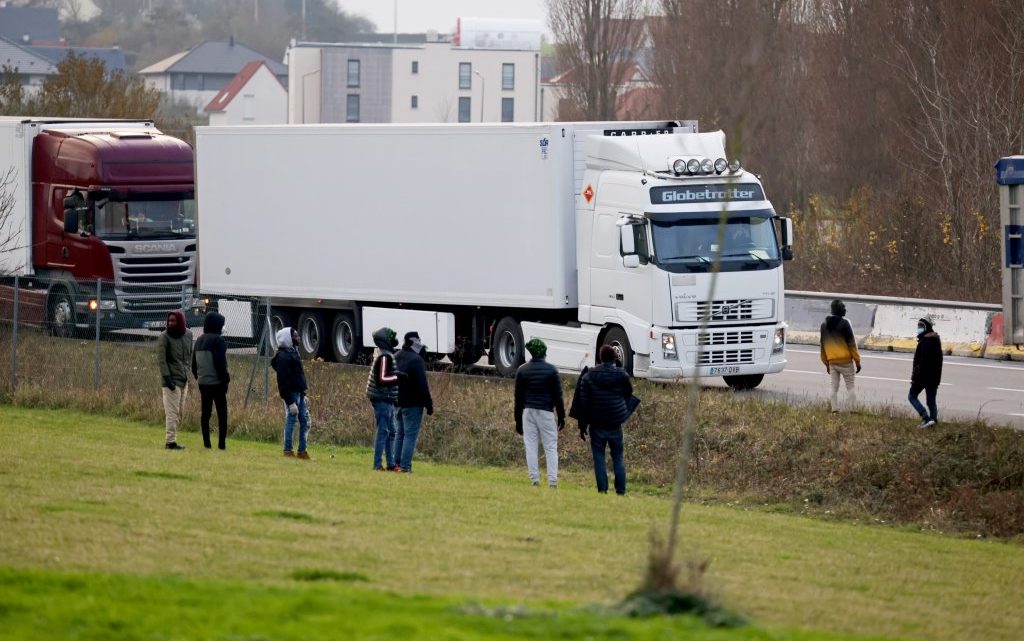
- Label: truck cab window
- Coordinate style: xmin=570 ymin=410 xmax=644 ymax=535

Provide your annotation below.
xmin=94 ymin=194 xmax=195 ymax=239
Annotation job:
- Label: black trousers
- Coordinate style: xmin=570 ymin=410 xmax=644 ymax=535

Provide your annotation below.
xmin=199 ymin=383 xmax=229 ymax=449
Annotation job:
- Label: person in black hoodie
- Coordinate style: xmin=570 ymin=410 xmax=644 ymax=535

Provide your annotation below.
xmin=909 ymin=317 xmax=943 ymax=428
xmin=394 ymin=331 xmax=433 ymax=473
xmin=366 ymin=327 xmax=401 ymax=470
xmin=514 ymin=338 xmax=564 ymax=487
xmin=191 ymin=312 xmax=230 ymax=449
xmin=271 ymin=327 xmax=311 ymax=459
xmin=576 ymin=345 xmax=633 ymax=495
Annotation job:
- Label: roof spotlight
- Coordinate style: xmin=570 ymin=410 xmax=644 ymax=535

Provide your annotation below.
xmin=700 ymin=158 xmax=714 ymax=174
xmin=714 ymin=158 xmax=728 ymax=173
xmin=686 ymin=158 xmax=700 ymax=174
xmin=728 ymin=159 xmax=742 ymax=173
xmin=672 ymin=158 xmax=687 ymax=175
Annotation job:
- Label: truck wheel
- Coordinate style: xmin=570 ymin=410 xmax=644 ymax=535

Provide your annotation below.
xmin=47 ymin=289 xmax=78 ymax=338
xmin=297 ymin=311 xmax=328 ymax=359
xmin=492 ymin=316 xmax=524 ymax=377
xmin=260 ymin=308 xmax=293 ymax=347
xmin=724 ymin=374 xmax=764 ymax=391
xmin=330 ymin=311 xmax=362 ymax=363
xmin=601 ymin=326 xmax=634 ymax=376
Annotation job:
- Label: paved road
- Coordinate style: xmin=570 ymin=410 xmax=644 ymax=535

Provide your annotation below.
xmin=704 ymin=346 xmax=1024 ymax=429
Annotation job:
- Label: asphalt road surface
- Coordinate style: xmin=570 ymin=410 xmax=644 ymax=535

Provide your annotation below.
xmin=706 ymin=346 xmax=1024 ymax=429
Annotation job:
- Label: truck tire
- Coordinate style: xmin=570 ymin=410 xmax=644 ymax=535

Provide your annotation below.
xmin=296 ymin=311 xmax=328 ymax=359
xmin=261 ymin=308 xmax=293 ymax=347
xmin=330 ymin=311 xmax=362 ymax=364
xmin=601 ymin=326 xmax=634 ymax=376
xmin=724 ymin=374 xmax=764 ymax=390
xmin=47 ymin=289 xmax=78 ymax=338
xmin=492 ymin=316 xmax=524 ymax=377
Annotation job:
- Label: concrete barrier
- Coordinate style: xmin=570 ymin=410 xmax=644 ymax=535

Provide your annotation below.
xmin=864 ymin=305 xmax=990 ymax=356
xmin=785 ymin=297 xmax=875 ymax=346
xmin=984 ymin=312 xmax=1024 ymax=361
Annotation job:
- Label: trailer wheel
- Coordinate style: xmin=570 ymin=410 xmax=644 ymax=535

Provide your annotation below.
xmin=492 ymin=317 xmax=524 ymax=377
xmin=330 ymin=311 xmax=362 ymax=363
xmin=297 ymin=311 xmax=328 ymax=359
xmin=724 ymin=374 xmax=764 ymax=391
xmin=263 ymin=308 xmax=294 ymax=345
xmin=47 ymin=289 xmax=78 ymax=338
xmin=601 ymin=326 xmax=634 ymax=376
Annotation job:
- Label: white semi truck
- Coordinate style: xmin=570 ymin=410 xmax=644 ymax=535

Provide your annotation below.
xmin=196 ymin=121 xmax=791 ymax=388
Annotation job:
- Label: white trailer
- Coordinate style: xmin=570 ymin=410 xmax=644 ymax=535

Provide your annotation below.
xmin=196 ymin=121 xmax=792 ymax=387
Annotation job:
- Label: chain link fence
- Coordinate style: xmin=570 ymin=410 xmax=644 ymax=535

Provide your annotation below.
xmin=0 ymin=275 xmax=275 ymax=409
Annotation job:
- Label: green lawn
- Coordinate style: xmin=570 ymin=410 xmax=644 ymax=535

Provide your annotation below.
xmin=0 ymin=406 xmax=1021 ymax=641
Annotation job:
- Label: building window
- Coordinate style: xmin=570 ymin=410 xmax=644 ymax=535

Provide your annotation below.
xmin=347 ymin=59 xmax=360 ymax=88
xmin=411 ymin=95 xmax=418 ymax=109
xmin=412 ymin=60 xmax=419 ymax=74
xmin=196 ymin=73 xmax=205 ymax=91
xmin=458 ymin=96 xmax=471 ymax=122
xmin=346 ymin=94 xmax=360 ymax=122
xmin=459 ymin=62 xmax=471 ymax=90
xmin=502 ymin=64 xmax=514 ymax=90
xmin=501 ymin=98 xmax=514 ymax=122
xmin=172 ymin=73 xmax=185 ymax=90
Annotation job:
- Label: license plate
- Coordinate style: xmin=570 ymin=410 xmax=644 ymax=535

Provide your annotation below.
xmin=709 ymin=366 xmax=740 ymax=375
xmin=144 ymin=321 xmax=166 ymax=330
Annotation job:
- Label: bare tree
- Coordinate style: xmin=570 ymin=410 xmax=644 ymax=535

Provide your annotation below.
xmin=547 ymin=0 xmax=650 ymax=120
xmin=0 ymin=168 xmax=25 ymax=277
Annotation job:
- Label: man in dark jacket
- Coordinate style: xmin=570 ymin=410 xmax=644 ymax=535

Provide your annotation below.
xmin=909 ymin=318 xmax=943 ymax=428
xmin=191 ymin=312 xmax=230 ymax=450
xmin=157 ymin=310 xmax=192 ymax=450
xmin=514 ymin=338 xmax=565 ymax=487
xmin=271 ymin=327 xmax=311 ymax=459
xmin=576 ymin=345 xmax=633 ymax=495
xmin=394 ymin=331 xmax=433 ymax=473
xmin=366 ymin=327 xmax=401 ymax=470
xmin=820 ymin=299 xmax=862 ymax=413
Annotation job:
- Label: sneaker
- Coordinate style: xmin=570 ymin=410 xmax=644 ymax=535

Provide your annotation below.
xmin=923 ymin=418 xmax=937 ymax=428
xmin=387 ymin=465 xmax=402 ymax=472
xmin=532 ymin=480 xmax=540 ymax=487
xmin=373 ymin=466 xmax=385 ymax=471
xmin=918 ymin=418 xmax=931 ymax=428
xmin=283 ymin=450 xmax=295 ymax=457
xmin=296 ymin=451 xmax=310 ymax=460
xmin=549 ymin=483 xmax=558 ymax=489
xmin=165 ymin=442 xmax=185 ymax=450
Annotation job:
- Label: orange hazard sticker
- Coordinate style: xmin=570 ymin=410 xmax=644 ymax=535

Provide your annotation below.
xmin=583 ymin=184 xmax=595 ymax=204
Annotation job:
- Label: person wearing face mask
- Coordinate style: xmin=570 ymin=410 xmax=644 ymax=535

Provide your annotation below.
xmin=157 ymin=310 xmax=193 ymax=450
xmin=909 ymin=318 xmax=943 ymax=428
xmin=394 ymin=331 xmax=434 ymax=473
xmin=366 ymin=327 xmax=401 ymax=471
xmin=271 ymin=327 xmax=311 ymax=459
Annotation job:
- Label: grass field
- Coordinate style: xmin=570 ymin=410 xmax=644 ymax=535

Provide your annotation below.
xmin=0 ymin=406 xmax=1022 ymax=641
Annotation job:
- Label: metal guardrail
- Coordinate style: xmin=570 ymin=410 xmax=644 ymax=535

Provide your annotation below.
xmin=785 ymin=290 xmax=1001 ymax=312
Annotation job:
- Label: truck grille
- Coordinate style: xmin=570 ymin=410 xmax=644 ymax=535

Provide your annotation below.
xmin=111 ymin=249 xmax=195 ymax=314
xmin=698 ymin=349 xmax=755 ymax=365
xmin=676 ymin=299 xmax=773 ymax=323
xmin=698 ymin=330 xmax=754 ymax=346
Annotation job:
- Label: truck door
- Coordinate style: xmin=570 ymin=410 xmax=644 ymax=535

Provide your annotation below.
xmin=589 ymin=207 xmax=652 ymax=330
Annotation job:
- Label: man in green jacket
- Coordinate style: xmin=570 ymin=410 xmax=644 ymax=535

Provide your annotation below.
xmin=157 ymin=310 xmax=193 ymax=450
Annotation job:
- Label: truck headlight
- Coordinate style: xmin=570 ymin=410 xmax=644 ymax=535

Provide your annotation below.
xmin=661 ymin=333 xmax=678 ymax=360
xmin=773 ymin=328 xmax=785 ymax=353
xmin=88 ymin=299 xmax=116 ymax=311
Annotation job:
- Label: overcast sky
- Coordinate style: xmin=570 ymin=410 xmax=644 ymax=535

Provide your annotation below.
xmin=337 ymin=0 xmax=549 ymax=35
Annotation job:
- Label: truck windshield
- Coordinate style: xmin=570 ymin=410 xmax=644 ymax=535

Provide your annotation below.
xmin=650 ymin=211 xmax=781 ymax=273
xmin=93 ymin=194 xmax=195 ymax=239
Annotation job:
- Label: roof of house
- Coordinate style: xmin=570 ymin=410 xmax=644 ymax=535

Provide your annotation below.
xmin=549 ymin=61 xmax=645 ymax=86
xmin=31 ymin=46 xmax=127 ymax=73
xmin=617 ymin=86 xmax=661 ymax=120
xmin=139 ymin=40 xmax=287 ymax=77
xmin=203 ymin=60 xmax=284 ymax=113
xmin=345 ymin=32 xmax=433 ymax=45
xmin=0 ymin=36 xmax=57 ymax=75
xmin=0 ymin=6 xmax=61 ymax=45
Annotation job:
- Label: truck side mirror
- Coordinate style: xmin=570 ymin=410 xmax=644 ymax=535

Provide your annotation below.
xmin=779 ymin=217 xmax=794 ymax=261
xmin=619 ymin=223 xmax=636 ymax=255
xmin=622 ymin=254 xmax=641 ymax=268
xmin=63 ymin=192 xmax=85 ymax=235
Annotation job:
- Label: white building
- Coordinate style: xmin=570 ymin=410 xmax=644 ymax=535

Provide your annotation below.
xmin=286 ymin=19 xmax=543 ymax=124
xmin=204 ymin=61 xmax=287 ymax=126
xmin=140 ymin=40 xmax=287 ymax=114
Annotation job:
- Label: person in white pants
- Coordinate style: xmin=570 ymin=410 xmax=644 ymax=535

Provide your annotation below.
xmin=514 ymin=339 xmax=565 ymax=487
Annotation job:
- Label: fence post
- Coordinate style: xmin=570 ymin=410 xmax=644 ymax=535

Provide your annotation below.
xmin=94 ymin=278 xmax=102 ymax=389
xmin=10 ymin=275 xmax=19 ymax=392
xmin=264 ymin=298 xmax=271 ymax=403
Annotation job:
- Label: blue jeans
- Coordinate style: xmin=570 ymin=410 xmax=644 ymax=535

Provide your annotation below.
xmin=908 ymin=384 xmax=938 ymax=422
xmin=371 ymin=401 xmax=396 ymax=469
xmin=282 ymin=393 xmax=311 ymax=452
xmin=395 ymin=406 xmax=425 ymax=472
xmin=591 ymin=427 xmax=626 ymax=495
